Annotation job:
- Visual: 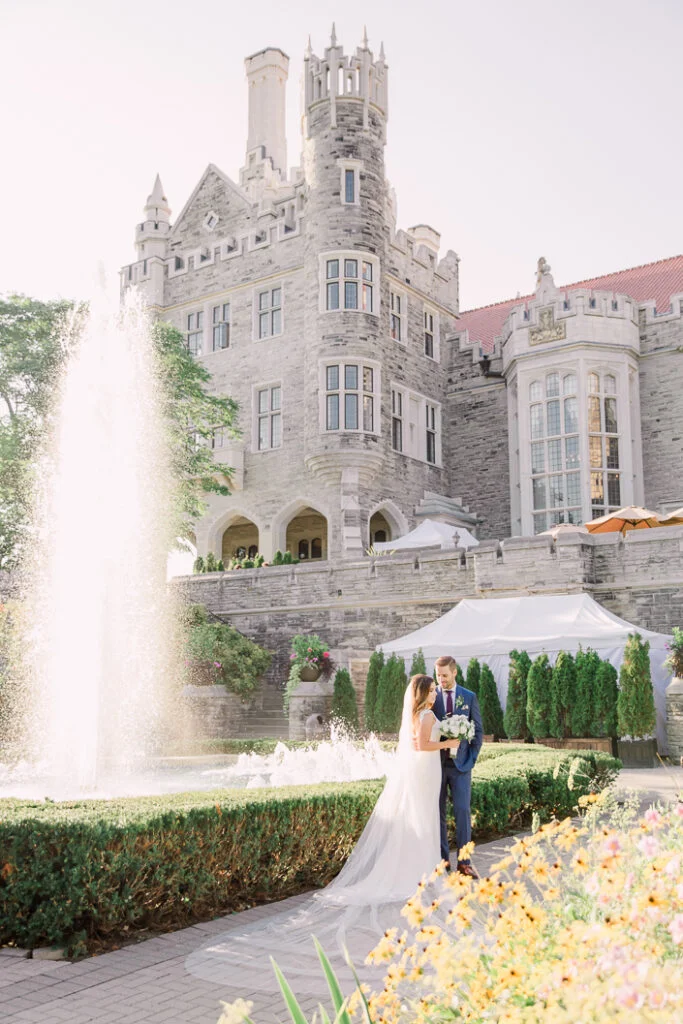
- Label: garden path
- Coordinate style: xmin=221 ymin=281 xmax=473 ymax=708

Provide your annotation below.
xmin=1 ymin=767 xmax=680 ymax=1024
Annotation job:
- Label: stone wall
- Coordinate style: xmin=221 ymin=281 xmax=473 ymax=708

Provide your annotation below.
xmin=639 ymin=308 xmax=683 ymax=511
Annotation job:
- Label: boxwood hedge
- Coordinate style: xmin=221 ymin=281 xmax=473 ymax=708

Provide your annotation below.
xmin=0 ymin=747 xmax=619 ymax=954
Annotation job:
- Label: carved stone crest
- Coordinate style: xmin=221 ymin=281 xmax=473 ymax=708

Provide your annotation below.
xmin=529 ymin=305 xmax=566 ymax=346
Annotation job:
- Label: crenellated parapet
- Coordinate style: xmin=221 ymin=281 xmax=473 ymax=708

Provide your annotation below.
xmin=304 ymin=26 xmax=388 ymax=135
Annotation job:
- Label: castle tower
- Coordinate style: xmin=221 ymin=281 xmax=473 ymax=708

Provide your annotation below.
xmin=240 ymin=47 xmax=289 ymax=196
xmin=301 ymin=28 xmax=390 ymax=558
xmin=131 ymin=174 xmax=171 ymax=306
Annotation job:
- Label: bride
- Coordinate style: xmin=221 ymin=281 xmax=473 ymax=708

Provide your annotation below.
xmin=186 ymin=674 xmax=460 ymax=994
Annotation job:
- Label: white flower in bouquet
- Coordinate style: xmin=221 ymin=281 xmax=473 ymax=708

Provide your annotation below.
xmin=440 ymin=713 xmax=475 ymax=758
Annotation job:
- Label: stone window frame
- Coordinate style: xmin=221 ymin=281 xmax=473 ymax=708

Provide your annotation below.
xmin=253 ymin=284 xmax=284 ymax=340
xmin=528 ymin=371 xmax=582 ymax=534
xmin=389 ymin=381 xmax=442 ymax=466
xmin=337 ymin=159 xmax=363 ymax=206
xmin=423 ymin=304 xmax=440 ymax=362
xmin=319 ymin=358 xmax=381 ymax=436
xmin=587 ymin=371 xmax=622 ymax=520
xmin=252 ymin=381 xmax=282 ymax=452
xmin=186 ymin=309 xmax=205 ymax=356
xmin=318 ymin=251 xmax=379 ymax=317
xmin=211 ymin=301 xmax=231 ymax=352
xmin=390 ymin=288 xmax=408 ymax=344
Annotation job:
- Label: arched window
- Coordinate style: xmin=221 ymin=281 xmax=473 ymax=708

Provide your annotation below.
xmin=311 ymin=537 xmax=322 ymax=559
xmin=373 ymin=530 xmax=387 ymax=544
xmin=298 ymin=539 xmax=309 ymax=560
xmin=247 ymin=544 xmax=258 ymax=559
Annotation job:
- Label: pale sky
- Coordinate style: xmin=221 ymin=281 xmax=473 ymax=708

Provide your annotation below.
xmin=2 ymin=0 xmax=682 ymax=311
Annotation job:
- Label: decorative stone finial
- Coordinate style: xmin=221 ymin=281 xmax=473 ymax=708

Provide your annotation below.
xmin=379 ymin=41 xmax=386 ymax=62
xmin=330 ymin=22 xmax=337 ymax=47
xmin=148 ymin=173 xmax=167 ymax=206
xmin=536 ymin=256 xmax=551 ymax=287
xmin=304 ymin=35 xmax=312 ymax=59
xmin=361 ymin=25 xmax=369 ymax=49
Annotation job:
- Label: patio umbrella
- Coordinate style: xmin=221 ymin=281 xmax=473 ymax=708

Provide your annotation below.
xmin=657 ymin=506 xmax=683 ymax=525
xmin=540 ymin=522 xmax=589 ymax=539
xmin=585 ymin=506 xmax=662 ymax=535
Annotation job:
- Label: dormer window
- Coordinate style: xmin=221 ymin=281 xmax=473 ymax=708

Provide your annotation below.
xmin=203 ymin=211 xmax=219 ymax=231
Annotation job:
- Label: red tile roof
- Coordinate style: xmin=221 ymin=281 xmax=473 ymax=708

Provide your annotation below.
xmin=457 ymin=254 xmax=683 ymax=354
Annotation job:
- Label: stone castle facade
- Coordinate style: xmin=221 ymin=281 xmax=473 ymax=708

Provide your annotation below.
xmin=122 ymin=31 xmax=683 ymax=565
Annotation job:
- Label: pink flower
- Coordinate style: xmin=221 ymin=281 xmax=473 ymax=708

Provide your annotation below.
xmin=644 ymin=808 xmax=662 ymax=828
xmin=638 ymin=836 xmax=660 ymax=857
xmin=307 ymin=647 xmax=312 ymax=652
xmin=213 ymin=661 xmax=222 ymax=668
xmin=602 ymin=835 xmax=622 ymax=857
xmin=668 ymin=914 xmax=683 ymax=945
xmin=649 ymin=990 xmax=667 ymax=1010
xmin=615 ymin=986 xmax=643 ymax=1010
xmin=323 ymin=652 xmax=329 ymax=658
xmin=665 ymin=855 xmax=681 ymax=877
xmin=290 ymin=653 xmax=296 ymax=660
xmin=674 ymin=803 xmax=683 ymax=818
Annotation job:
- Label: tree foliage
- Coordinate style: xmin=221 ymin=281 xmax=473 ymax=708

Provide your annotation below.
xmin=526 ymin=653 xmax=552 ymax=739
xmin=409 ymin=648 xmax=427 ymax=677
xmin=184 ymin=604 xmax=270 ymax=699
xmin=504 ymin=649 xmax=531 ymax=740
xmin=374 ymin=653 xmax=407 ymax=734
xmin=465 ymin=658 xmax=481 ymax=697
xmin=617 ymin=632 xmax=656 ymax=739
xmin=364 ymin=651 xmax=384 ymax=732
xmin=549 ymin=651 xmax=576 ymax=739
xmin=330 ymin=668 xmax=359 ymax=731
xmin=479 ymin=663 xmax=506 ymax=739
xmin=593 ymin=659 xmax=618 ymax=738
xmin=572 ymin=648 xmax=600 ymax=737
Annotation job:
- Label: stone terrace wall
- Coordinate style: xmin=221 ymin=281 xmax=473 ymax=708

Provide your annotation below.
xmin=178 ymin=526 xmax=683 ymax=684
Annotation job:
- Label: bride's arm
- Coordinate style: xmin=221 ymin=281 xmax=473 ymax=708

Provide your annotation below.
xmin=415 ymin=711 xmax=459 ymax=752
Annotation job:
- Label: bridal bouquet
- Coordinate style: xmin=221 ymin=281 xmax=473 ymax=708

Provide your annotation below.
xmin=440 ymin=714 xmax=475 ymax=758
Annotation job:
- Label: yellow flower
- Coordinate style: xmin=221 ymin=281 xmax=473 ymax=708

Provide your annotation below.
xmin=458 ymin=841 xmax=476 ymax=861
xmin=217 ymin=999 xmax=254 ymax=1024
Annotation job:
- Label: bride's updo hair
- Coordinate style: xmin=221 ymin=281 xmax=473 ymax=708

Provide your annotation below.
xmin=411 ymin=674 xmax=435 ymax=718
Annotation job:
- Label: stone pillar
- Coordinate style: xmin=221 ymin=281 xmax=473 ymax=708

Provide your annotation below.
xmin=288 ymin=676 xmax=333 ymax=740
xmin=666 ymin=676 xmax=683 ymax=761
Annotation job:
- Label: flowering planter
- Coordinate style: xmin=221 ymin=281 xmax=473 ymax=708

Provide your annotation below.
xmin=535 ymin=737 xmax=616 ymax=755
xmin=617 ymin=737 xmax=658 ymax=768
xmin=299 ymin=666 xmax=322 ymax=683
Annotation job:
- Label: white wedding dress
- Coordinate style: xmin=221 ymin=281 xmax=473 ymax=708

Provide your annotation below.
xmin=186 ymin=689 xmax=443 ymax=996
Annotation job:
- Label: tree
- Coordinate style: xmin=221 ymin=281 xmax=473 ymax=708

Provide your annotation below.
xmin=409 ymin=648 xmax=426 ymax=676
xmin=504 ymin=649 xmax=531 ymax=740
xmin=465 ymin=658 xmax=481 ymax=696
xmin=479 ymin=663 xmax=506 ymax=739
xmin=455 ymin=662 xmax=466 ymax=688
xmin=374 ymin=654 xmax=407 ymax=734
xmin=572 ymin=648 xmax=600 ymax=737
xmin=549 ymin=651 xmax=576 ymax=739
xmin=593 ymin=658 xmax=618 ymax=738
xmin=364 ymin=651 xmax=384 ymax=732
xmin=330 ymin=668 xmax=359 ymax=732
xmin=526 ymin=653 xmax=552 ymax=739
xmin=617 ymin=633 xmax=656 ymax=739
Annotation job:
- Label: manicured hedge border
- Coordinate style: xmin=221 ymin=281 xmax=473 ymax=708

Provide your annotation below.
xmin=0 ymin=748 xmax=619 ymax=954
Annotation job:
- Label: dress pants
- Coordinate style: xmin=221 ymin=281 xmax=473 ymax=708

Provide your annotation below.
xmin=439 ymin=757 xmax=472 ymax=863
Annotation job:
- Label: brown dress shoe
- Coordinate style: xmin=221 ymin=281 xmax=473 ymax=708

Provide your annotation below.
xmin=457 ymin=861 xmax=479 ymax=879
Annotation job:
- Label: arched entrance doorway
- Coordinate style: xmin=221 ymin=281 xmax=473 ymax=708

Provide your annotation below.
xmin=222 ymin=516 xmax=259 ymax=562
xmin=285 ymin=507 xmax=328 ymax=561
xmin=369 ymin=510 xmax=392 ymax=546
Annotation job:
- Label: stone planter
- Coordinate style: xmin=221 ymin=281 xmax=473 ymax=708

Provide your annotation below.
xmin=289 ymin=674 xmax=332 ymax=740
xmin=535 ymin=737 xmax=615 ymax=754
xmin=616 ymin=737 xmax=658 ymax=768
xmin=666 ymin=676 xmax=683 ymax=761
xmin=181 ymin=684 xmax=252 ymax=740
xmin=299 ymin=665 xmax=322 ymax=683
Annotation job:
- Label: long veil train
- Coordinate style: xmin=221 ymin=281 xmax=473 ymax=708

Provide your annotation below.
xmin=186 ymin=684 xmax=442 ymax=997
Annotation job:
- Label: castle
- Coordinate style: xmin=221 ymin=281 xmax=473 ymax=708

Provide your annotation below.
xmin=121 ymin=30 xmax=683 ymax=565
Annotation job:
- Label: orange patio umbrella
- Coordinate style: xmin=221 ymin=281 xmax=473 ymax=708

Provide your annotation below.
xmin=657 ymin=506 xmax=683 ymax=525
xmin=585 ymin=506 xmax=662 ymax=535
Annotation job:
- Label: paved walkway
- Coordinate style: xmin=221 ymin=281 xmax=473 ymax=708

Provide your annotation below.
xmin=1 ymin=767 xmax=681 ymax=1024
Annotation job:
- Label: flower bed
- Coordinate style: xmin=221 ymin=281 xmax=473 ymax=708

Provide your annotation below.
xmin=0 ymin=748 xmax=618 ymax=954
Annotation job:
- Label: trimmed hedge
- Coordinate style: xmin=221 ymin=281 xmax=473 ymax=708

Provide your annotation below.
xmin=0 ymin=747 xmax=619 ymax=954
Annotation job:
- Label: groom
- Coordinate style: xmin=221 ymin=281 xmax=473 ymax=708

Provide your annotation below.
xmin=432 ymin=655 xmax=483 ymax=877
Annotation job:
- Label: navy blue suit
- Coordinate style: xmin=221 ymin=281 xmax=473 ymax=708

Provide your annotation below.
xmin=432 ymin=685 xmax=483 ymax=864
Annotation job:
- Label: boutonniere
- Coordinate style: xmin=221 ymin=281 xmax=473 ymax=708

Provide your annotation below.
xmin=453 ymin=694 xmax=467 ymax=711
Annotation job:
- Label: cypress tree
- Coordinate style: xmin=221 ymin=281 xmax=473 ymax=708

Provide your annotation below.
xmin=504 ymin=649 xmax=531 ymax=740
xmin=594 ymin=658 xmax=618 ymax=738
xmin=330 ymin=668 xmax=359 ymax=731
xmin=410 ymin=648 xmax=427 ymax=676
xmin=375 ymin=654 xmax=407 ymax=734
xmin=479 ymin=663 xmax=506 ymax=739
xmin=465 ymin=658 xmax=481 ymax=697
xmin=364 ymin=651 xmax=384 ymax=732
xmin=549 ymin=651 xmax=576 ymax=739
xmin=617 ymin=633 xmax=656 ymax=738
xmin=455 ymin=662 xmax=466 ymax=688
xmin=572 ymin=647 xmax=600 ymax=737
xmin=526 ymin=653 xmax=552 ymax=739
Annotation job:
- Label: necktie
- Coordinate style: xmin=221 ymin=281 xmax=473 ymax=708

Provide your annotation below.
xmin=446 ymin=689 xmax=453 ymax=716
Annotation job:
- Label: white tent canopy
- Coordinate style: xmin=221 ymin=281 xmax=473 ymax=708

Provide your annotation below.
xmin=373 ymin=518 xmax=479 ymax=552
xmin=379 ymin=594 xmax=672 ymax=749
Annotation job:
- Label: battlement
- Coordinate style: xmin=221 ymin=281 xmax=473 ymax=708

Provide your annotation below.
xmin=304 ymin=27 xmax=388 ymax=131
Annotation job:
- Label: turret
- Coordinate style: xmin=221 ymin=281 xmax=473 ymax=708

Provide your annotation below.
xmin=303 ymin=25 xmax=388 ymax=135
xmin=240 ymin=47 xmax=289 ymax=196
xmin=135 ymin=174 xmax=171 ymax=260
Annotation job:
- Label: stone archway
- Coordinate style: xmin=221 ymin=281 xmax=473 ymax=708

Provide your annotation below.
xmin=369 ymin=510 xmax=392 ymax=545
xmin=222 ymin=516 xmax=259 ymax=562
xmin=285 ymin=507 xmax=328 ymax=561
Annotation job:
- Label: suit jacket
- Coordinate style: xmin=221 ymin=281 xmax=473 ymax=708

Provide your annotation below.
xmin=432 ymin=685 xmax=483 ymax=773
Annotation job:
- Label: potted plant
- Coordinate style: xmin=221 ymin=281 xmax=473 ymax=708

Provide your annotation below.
xmin=665 ymin=626 xmax=683 ymax=760
xmin=617 ymin=632 xmax=657 ymax=767
xmin=288 ymin=634 xmax=335 ymax=682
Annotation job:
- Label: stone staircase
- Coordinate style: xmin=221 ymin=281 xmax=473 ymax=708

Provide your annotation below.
xmin=238 ymin=687 xmax=290 ymax=739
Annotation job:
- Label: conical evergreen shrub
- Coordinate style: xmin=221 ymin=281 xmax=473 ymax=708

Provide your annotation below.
xmin=526 ymin=653 xmax=552 ymax=739
xmin=572 ymin=648 xmax=600 ymax=737
xmin=374 ymin=653 xmax=407 ymax=734
xmin=479 ymin=663 xmax=506 ymax=739
xmin=410 ymin=648 xmax=427 ymax=676
xmin=617 ymin=633 xmax=656 ymax=738
xmin=465 ymin=658 xmax=481 ymax=696
xmin=330 ymin=668 xmax=359 ymax=732
xmin=593 ymin=658 xmax=618 ymax=738
xmin=364 ymin=650 xmax=384 ymax=732
xmin=455 ymin=662 xmax=465 ymax=688
xmin=549 ymin=651 xmax=576 ymax=739
xmin=504 ymin=649 xmax=531 ymax=740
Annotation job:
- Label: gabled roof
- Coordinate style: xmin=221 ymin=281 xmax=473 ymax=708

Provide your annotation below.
xmin=457 ymin=254 xmax=683 ymax=353
xmin=170 ymin=163 xmax=251 ymax=237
